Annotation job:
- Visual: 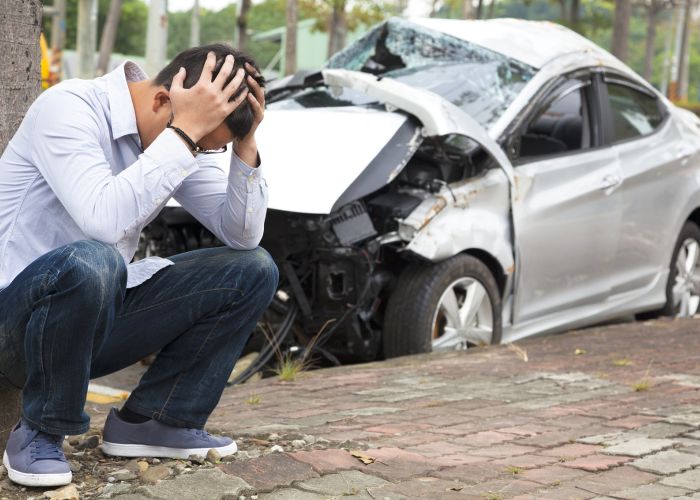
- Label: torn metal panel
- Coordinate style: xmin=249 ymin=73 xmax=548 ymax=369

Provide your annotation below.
xmin=322 ymin=69 xmax=515 ymax=184
xmin=401 ymin=168 xmax=514 ymax=274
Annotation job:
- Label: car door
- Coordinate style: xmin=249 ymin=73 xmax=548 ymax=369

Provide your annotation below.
xmin=510 ymin=72 xmax=624 ymax=324
xmin=600 ymin=74 xmax=683 ymax=297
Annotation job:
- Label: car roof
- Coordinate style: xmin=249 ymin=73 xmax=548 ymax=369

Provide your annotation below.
xmin=408 ymin=17 xmax=616 ymax=70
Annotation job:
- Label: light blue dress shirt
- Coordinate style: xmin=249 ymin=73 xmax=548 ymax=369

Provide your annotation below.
xmin=0 ymin=61 xmax=268 ymax=291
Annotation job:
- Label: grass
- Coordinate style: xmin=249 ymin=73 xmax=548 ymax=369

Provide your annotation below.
xmin=259 ymin=314 xmax=337 ymax=383
xmin=245 ymin=394 xmax=261 ymax=404
xmin=505 ymin=465 xmax=522 ymax=475
xmin=632 ymin=359 xmax=655 ymax=392
xmin=612 ymin=357 xmax=634 ymax=367
xmin=482 ymin=493 xmax=503 ymax=500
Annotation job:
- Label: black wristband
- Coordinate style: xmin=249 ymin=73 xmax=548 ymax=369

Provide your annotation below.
xmin=166 ymin=119 xmax=203 ymax=154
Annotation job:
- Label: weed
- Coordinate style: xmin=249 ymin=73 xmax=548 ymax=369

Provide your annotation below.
xmin=505 ymin=465 xmax=522 ymax=475
xmin=612 ymin=358 xmax=633 ymax=367
xmin=631 ymin=359 xmax=655 ymax=392
xmin=483 ymin=493 xmax=503 ymax=500
xmin=245 ymin=394 xmax=261 ymax=405
xmin=274 ymin=353 xmax=306 ymax=382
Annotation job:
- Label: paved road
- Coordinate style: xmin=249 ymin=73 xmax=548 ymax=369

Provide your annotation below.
xmin=6 ymin=317 xmax=700 ymax=499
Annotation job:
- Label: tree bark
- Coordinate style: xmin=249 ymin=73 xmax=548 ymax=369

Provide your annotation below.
xmin=237 ymin=0 xmax=252 ymax=51
xmin=487 ymin=0 xmax=496 ymax=18
xmin=327 ymin=0 xmax=347 ymax=58
xmin=0 ymin=0 xmax=41 ymax=448
xmin=97 ymin=0 xmax=123 ymax=76
xmin=570 ymin=0 xmax=580 ymax=29
xmin=643 ymin=0 xmax=661 ymax=81
xmin=677 ymin=0 xmax=693 ymax=100
xmin=612 ymin=0 xmax=632 ymax=62
xmin=284 ymin=0 xmax=298 ymax=75
xmin=476 ymin=0 xmax=484 ymax=18
xmin=190 ymin=0 xmax=200 ymax=47
xmin=461 ymin=0 xmax=474 ymax=18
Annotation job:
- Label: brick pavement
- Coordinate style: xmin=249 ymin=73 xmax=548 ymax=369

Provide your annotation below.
xmin=8 ymin=317 xmax=700 ymax=499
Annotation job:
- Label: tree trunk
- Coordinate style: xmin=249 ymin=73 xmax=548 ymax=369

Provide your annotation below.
xmin=461 ymin=0 xmax=474 ymax=18
xmin=677 ymin=0 xmax=692 ymax=100
xmin=284 ymin=0 xmax=298 ymax=75
xmin=476 ymin=0 xmax=484 ymax=18
xmin=237 ymin=0 xmax=252 ymax=51
xmin=557 ymin=0 xmax=567 ymax=21
xmin=612 ymin=0 xmax=632 ymax=62
xmin=327 ymin=0 xmax=347 ymax=58
xmin=487 ymin=0 xmax=496 ymax=18
xmin=190 ymin=0 xmax=200 ymax=47
xmin=570 ymin=0 xmax=580 ymax=29
xmin=0 ymin=0 xmax=41 ymax=448
xmin=97 ymin=0 xmax=122 ymax=76
xmin=643 ymin=0 xmax=661 ymax=82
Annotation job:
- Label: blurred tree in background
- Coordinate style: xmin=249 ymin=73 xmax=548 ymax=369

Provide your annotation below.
xmin=41 ymin=0 xmax=699 ymax=101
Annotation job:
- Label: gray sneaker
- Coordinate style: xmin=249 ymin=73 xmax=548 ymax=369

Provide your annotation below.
xmin=2 ymin=420 xmax=72 ymax=487
xmin=101 ymin=408 xmax=237 ymax=459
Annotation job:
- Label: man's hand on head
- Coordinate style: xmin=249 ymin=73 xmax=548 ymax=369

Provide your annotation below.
xmin=169 ymin=52 xmax=248 ymax=144
xmin=234 ymin=62 xmax=265 ymax=168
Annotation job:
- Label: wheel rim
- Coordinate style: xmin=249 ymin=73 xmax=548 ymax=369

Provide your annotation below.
xmin=673 ymin=238 xmax=700 ymax=317
xmin=431 ymin=277 xmax=493 ymax=350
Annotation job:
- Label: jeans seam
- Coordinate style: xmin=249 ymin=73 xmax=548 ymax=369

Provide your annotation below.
xmin=153 ymin=296 xmax=240 ymax=423
xmin=118 ymin=288 xmax=243 ymax=319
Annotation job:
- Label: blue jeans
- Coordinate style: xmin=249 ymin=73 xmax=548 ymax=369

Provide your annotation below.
xmin=0 ymin=240 xmax=278 ymax=435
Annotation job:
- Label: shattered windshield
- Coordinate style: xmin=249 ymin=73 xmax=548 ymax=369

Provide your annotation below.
xmin=270 ymin=18 xmax=535 ymax=129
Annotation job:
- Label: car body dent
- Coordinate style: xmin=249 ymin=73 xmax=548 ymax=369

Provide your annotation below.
xmin=322 ymin=69 xmax=515 ymax=184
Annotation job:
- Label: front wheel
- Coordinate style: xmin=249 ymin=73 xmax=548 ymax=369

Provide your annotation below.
xmin=383 ymin=254 xmax=502 ymax=358
xmin=662 ymin=221 xmax=700 ymax=317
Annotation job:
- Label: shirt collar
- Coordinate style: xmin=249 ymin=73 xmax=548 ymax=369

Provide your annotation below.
xmin=106 ymin=61 xmax=148 ymax=141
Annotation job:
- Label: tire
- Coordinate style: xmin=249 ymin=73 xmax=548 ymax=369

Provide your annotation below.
xmin=657 ymin=221 xmax=700 ymax=317
xmin=383 ymin=254 xmax=502 ymax=358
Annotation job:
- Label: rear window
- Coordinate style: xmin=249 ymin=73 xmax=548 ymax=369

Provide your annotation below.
xmin=607 ymin=83 xmax=665 ymax=142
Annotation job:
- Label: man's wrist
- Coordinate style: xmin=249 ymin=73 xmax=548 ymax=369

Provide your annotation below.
xmin=169 ymin=120 xmax=204 ymax=144
xmin=234 ymin=138 xmax=259 ymax=167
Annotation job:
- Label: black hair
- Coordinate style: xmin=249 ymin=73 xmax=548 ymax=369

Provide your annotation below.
xmin=154 ymin=43 xmax=266 ymax=139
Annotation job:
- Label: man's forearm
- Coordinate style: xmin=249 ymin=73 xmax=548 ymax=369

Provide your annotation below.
xmin=233 ymin=138 xmax=259 ymax=167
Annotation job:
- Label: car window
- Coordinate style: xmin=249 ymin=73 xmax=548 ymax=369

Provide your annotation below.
xmin=273 ymin=18 xmax=536 ymax=129
xmin=517 ymin=82 xmax=591 ymax=160
xmin=607 ymin=83 xmax=664 ymax=142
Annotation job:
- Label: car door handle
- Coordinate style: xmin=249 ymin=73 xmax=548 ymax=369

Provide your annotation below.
xmin=600 ymin=174 xmax=622 ymax=192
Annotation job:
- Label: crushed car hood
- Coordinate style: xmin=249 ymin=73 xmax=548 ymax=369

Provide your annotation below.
xmin=211 ymin=70 xmax=513 ymax=215
xmin=219 ymin=107 xmax=413 ymax=214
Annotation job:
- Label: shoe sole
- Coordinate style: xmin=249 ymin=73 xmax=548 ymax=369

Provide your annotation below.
xmin=101 ymin=440 xmax=238 ymax=459
xmin=3 ymin=450 xmax=72 ymax=487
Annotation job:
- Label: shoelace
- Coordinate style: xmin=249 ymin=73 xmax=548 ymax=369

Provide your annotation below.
xmin=192 ymin=428 xmax=212 ymax=440
xmin=20 ymin=428 xmax=65 ymax=461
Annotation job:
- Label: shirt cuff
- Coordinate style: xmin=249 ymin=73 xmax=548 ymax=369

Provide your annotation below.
xmin=230 ymin=149 xmax=263 ymax=178
xmin=143 ymin=128 xmax=199 ymax=185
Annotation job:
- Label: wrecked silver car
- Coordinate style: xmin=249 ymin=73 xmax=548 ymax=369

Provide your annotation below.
xmin=140 ymin=17 xmax=700 ymax=381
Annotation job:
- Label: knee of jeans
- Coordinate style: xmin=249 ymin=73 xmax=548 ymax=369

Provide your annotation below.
xmin=249 ymin=246 xmax=279 ymax=297
xmin=59 ymin=240 xmax=127 ymax=295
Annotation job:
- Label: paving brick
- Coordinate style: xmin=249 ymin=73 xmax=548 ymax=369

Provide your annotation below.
xmin=601 ymin=437 xmax=675 ymax=456
xmin=610 ymin=482 xmax=691 ymax=500
xmin=469 ymin=443 xmax=538 ymax=458
xmin=430 ymin=461 xmax=502 ymax=483
xmin=603 ymin=415 xmax=661 ymax=429
xmin=634 ymin=422 xmax=693 ymax=439
xmin=539 ymin=443 xmax=601 ymax=460
xmin=451 ymin=430 xmax=518 ymax=447
xmin=367 ymin=476 xmax=470 ymax=499
xmin=661 ymin=468 xmax=700 ymax=490
xmin=363 ymin=423 xmax=432 ymax=435
xmin=570 ymin=466 xmax=659 ymax=495
xmin=562 ymin=454 xmax=633 ymax=472
xmin=630 ymin=449 xmax=700 ymax=474
xmin=131 ymin=468 xmax=252 ymax=500
xmin=219 ymin=453 xmax=318 ymax=492
xmin=288 ymin=449 xmax=362 ymax=474
xmin=518 ymin=465 xmax=588 ymax=485
xmin=294 ymin=470 xmax=390 ymax=496
xmin=404 ymin=440 xmax=473 ymax=457
xmin=491 ymin=454 xmax=561 ymax=470
xmin=353 ymin=447 xmax=438 ymax=482
xmin=455 ymin=478 xmax=544 ymax=497
xmin=497 ymin=424 xmax=558 ymax=437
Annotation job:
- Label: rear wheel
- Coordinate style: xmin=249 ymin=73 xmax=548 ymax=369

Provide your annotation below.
xmin=383 ymin=254 xmax=502 ymax=358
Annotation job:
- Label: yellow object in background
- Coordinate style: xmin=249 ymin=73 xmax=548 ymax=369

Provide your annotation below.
xmin=40 ymin=33 xmax=50 ymax=89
